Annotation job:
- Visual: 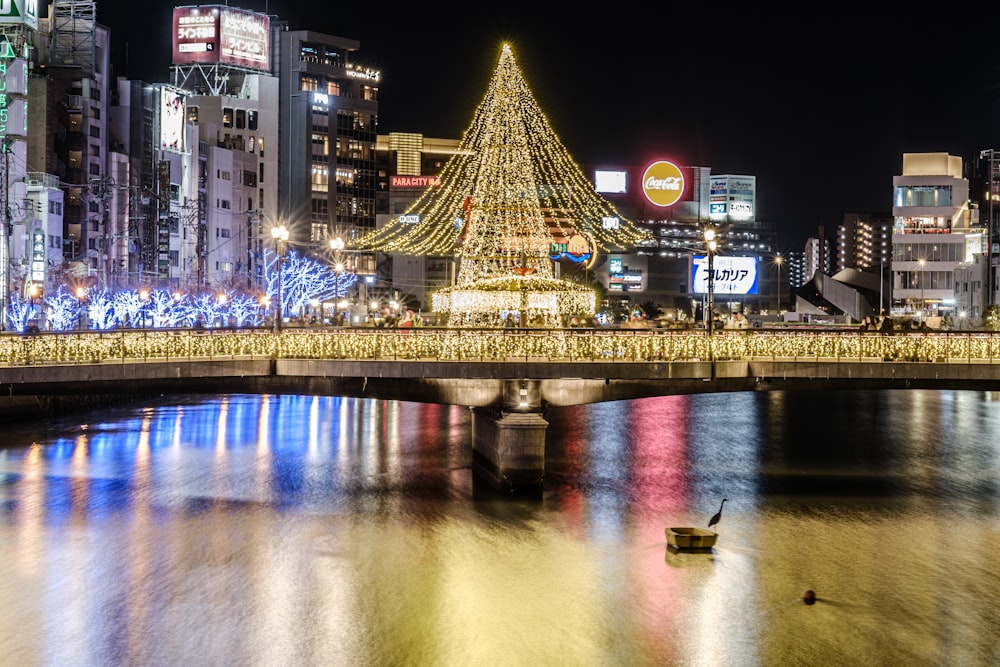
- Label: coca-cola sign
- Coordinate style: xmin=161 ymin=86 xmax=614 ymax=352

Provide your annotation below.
xmin=641 ymin=160 xmax=685 ymax=207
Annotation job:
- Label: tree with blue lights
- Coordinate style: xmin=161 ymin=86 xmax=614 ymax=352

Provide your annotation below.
xmin=264 ymin=249 xmax=357 ymax=321
xmin=5 ymin=247 xmax=358 ymax=331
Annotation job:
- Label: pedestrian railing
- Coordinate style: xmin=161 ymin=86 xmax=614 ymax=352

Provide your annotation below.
xmin=2 ymin=327 xmax=999 ymax=366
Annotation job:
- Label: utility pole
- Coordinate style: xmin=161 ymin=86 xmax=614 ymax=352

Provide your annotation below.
xmin=89 ymin=175 xmax=116 ymax=289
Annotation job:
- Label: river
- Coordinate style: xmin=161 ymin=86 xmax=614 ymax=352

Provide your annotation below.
xmin=1 ymin=389 xmax=999 ymax=666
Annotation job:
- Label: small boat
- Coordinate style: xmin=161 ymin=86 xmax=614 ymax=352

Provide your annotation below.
xmin=666 ymin=527 xmax=718 ymax=550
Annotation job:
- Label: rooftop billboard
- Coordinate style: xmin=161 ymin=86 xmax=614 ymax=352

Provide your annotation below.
xmin=172 ymin=5 xmax=270 ymax=72
xmin=0 ymin=0 xmax=38 ymax=31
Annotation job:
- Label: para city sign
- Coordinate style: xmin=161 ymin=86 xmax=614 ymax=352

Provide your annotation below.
xmin=641 ymin=160 xmax=685 ymax=207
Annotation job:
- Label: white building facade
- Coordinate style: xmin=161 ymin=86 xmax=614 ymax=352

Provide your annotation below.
xmin=890 ymin=152 xmax=979 ymax=322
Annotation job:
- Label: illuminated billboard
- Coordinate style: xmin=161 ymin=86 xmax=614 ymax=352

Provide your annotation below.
xmin=172 ymin=5 xmax=270 ymax=72
xmin=691 ymin=255 xmax=759 ymax=295
xmin=641 ymin=160 xmax=685 ymax=207
xmin=594 ymin=170 xmax=627 ymax=194
xmin=709 ymin=175 xmax=756 ymax=222
xmin=0 ymin=0 xmax=38 ymax=30
xmin=160 ymin=86 xmax=186 ymax=152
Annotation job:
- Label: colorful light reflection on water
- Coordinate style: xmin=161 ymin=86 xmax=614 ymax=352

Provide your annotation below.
xmin=1 ymin=390 xmax=999 ymax=665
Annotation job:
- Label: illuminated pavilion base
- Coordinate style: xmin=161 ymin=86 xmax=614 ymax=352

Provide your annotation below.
xmin=471 ymin=407 xmax=547 ymax=492
xmin=431 ymin=275 xmax=595 ymax=328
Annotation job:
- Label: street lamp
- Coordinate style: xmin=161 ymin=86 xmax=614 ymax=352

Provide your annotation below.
xmin=27 ymin=281 xmax=38 ymax=310
xmin=333 ymin=260 xmax=345 ymax=325
xmin=918 ymin=257 xmax=926 ymax=324
xmin=139 ymin=288 xmax=150 ymax=328
xmin=704 ymin=227 xmax=717 ymax=335
xmin=217 ymin=293 xmax=228 ymax=328
xmin=330 ymin=236 xmax=345 ymax=325
xmin=773 ymin=253 xmax=784 ymax=313
xmin=271 ymin=224 xmax=289 ymax=333
xmin=25 ymin=282 xmax=39 ymax=332
xmin=75 ymin=286 xmax=87 ymax=330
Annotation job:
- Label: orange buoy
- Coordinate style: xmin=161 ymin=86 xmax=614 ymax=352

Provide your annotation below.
xmin=803 ymin=590 xmax=817 ymax=605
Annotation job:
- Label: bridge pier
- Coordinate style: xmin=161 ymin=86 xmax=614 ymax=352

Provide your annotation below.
xmin=471 ymin=380 xmax=547 ymax=493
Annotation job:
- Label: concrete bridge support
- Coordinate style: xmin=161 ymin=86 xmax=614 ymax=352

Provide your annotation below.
xmin=471 ymin=379 xmax=547 ymax=492
xmin=471 ymin=408 xmax=548 ymax=492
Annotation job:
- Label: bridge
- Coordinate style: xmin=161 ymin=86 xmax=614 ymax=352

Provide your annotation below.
xmin=6 ymin=327 xmax=1000 ymax=491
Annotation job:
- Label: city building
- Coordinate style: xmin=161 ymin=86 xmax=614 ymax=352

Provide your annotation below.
xmin=891 ymin=152 xmax=980 ymax=323
xmin=836 ymin=212 xmax=892 ymax=273
xmin=19 ymin=0 xmax=111 ymax=326
xmin=803 ymin=228 xmax=831 ymax=281
xmin=167 ymin=5 xmax=279 ymax=291
xmin=275 ymin=27 xmax=379 ymax=290
xmin=375 ymin=132 xmax=463 ymax=312
xmin=594 ymin=162 xmax=778 ymax=322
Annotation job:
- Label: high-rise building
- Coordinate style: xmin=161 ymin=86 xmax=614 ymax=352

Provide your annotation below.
xmin=25 ymin=1 xmax=112 ymax=306
xmin=837 ymin=212 xmax=892 ymax=273
xmin=803 ymin=226 xmax=834 ymax=284
xmin=275 ymin=28 xmax=379 ymax=285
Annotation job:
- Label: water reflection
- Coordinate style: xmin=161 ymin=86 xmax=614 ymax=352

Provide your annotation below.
xmin=1 ymin=390 xmax=999 ymax=665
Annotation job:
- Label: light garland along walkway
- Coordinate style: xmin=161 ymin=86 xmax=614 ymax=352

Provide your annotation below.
xmin=2 ymin=328 xmax=1000 ymax=366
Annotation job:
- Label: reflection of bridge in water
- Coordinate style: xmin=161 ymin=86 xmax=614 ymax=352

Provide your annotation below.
xmin=6 ymin=327 xmax=1000 ymax=491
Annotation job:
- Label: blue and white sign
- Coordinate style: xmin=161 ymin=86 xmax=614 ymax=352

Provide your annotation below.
xmin=691 ymin=255 xmax=759 ymax=295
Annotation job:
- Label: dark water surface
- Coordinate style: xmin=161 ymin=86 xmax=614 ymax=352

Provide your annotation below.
xmin=1 ymin=389 xmax=999 ymax=666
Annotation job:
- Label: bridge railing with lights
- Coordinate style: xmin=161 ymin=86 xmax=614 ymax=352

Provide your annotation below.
xmin=2 ymin=327 xmax=1000 ymax=366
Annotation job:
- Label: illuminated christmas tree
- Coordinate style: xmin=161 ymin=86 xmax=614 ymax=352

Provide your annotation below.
xmin=355 ymin=44 xmax=652 ymax=326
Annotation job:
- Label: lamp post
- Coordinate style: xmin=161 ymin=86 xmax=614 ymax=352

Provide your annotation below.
xmin=271 ymin=224 xmax=289 ymax=333
xmin=918 ymin=257 xmax=926 ymax=324
xmin=334 ymin=260 xmax=345 ymax=325
xmin=75 ymin=286 xmax=87 ymax=330
xmin=139 ymin=288 xmax=149 ymax=328
xmin=773 ymin=253 xmax=784 ymax=313
xmin=330 ymin=236 xmax=345 ymax=325
xmin=704 ymin=227 xmax=717 ymax=335
xmin=26 ymin=282 xmax=39 ymax=331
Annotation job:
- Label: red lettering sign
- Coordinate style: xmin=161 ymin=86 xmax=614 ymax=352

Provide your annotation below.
xmin=390 ymin=176 xmax=443 ymax=188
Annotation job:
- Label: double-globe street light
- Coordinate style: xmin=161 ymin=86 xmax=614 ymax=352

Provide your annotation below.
xmin=704 ymin=227 xmax=717 ymax=335
xmin=918 ymin=257 xmax=926 ymax=324
xmin=330 ymin=236 xmax=345 ymax=325
xmin=271 ymin=224 xmax=289 ymax=333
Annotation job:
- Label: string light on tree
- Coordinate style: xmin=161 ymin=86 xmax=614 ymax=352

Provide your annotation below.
xmin=353 ymin=44 xmax=651 ymax=326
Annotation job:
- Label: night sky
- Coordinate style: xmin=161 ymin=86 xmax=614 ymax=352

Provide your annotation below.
xmin=101 ymin=4 xmax=1000 ymax=248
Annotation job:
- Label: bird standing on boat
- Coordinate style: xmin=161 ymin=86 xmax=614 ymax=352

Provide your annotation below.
xmin=708 ymin=499 xmax=727 ymax=532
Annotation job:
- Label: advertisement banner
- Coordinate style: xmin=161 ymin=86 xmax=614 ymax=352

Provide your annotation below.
xmin=691 ymin=255 xmax=759 ymax=295
xmin=173 ymin=6 xmax=270 ymax=72
xmin=160 ymin=86 xmax=186 ymax=152
xmin=0 ymin=0 xmax=37 ymax=30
